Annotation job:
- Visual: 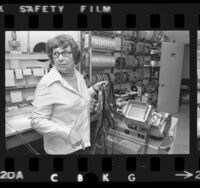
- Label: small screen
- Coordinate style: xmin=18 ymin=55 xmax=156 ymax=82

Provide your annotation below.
xmin=127 ymin=105 xmax=146 ymax=121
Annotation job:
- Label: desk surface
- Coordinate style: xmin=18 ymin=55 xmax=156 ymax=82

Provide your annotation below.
xmin=6 ymin=106 xmax=42 ymax=150
xmin=6 ymin=106 xmax=33 ymax=137
xmin=6 ymin=106 xmax=99 ymax=137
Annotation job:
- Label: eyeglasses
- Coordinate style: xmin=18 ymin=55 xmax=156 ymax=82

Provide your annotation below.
xmin=52 ymin=51 xmax=72 ymax=59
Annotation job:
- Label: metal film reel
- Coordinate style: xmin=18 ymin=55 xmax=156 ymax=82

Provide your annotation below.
xmin=151 ymin=31 xmax=164 ymax=42
xmin=123 ymin=31 xmax=134 ymax=40
xmin=91 ymin=54 xmax=115 ymax=67
xmin=109 ymin=73 xmax=116 ymax=83
xmin=128 ymin=72 xmax=137 ymax=82
xmin=115 ymin=57 xmax=126 ymax=68
xmin=134 ymin=31 xmax=163 ymax=42
xmin=123 ymin=41 xmax=136 ymax=55
xmin=91 ymin=36 xmax=116 ymax=51
xmin=135 ymin=42 xmax=152 ymax=55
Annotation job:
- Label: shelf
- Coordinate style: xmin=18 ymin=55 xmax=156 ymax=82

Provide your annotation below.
xmin=83 ymin=47 xmax=116 ymax=53
xmin=115 ymin=91 xmax=138 ymax=97
xmin=113 ymin=81 xmax=137 ymax=84
xmin=150 ymin=49 xmax=161 ymax=54
xmin=144 ymin=65 xmax=160 ymax=68
xmin=86 ymin=65 xmax=160 ymax=70
xmin=115 ymin=66 xmax=140 ymax=69
xmin=83 ymin=66 xmax=115 ymax=69
xmin=6 ymin=101 xmax=33 ymax=109
xmin=91 ymin=31 xmax=122 ymax=38
xmin=6 ymin=85 xmax=37 ymax=90
xmin=6 ymin=53 xmax=49 ymax=60
xmin=115 ymin=65 xmax=160 ymax=69
xmin=82 ymin=31 xmax=120 ymax=38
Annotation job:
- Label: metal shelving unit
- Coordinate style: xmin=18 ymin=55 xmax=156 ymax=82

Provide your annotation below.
xmin=80 ymin=31 xmax=122 ymax=87
xmin=80 ymin=31 xmax=163 ymax=105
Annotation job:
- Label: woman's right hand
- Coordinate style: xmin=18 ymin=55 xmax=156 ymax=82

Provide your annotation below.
xmin=69 ymin=128 xmax=85 ymax=150
xmin=90 ymin=98 xmax=98 ymax=113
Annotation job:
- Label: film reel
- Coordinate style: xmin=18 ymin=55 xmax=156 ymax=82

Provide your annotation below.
xmin=115 ymin=56 xmax=139 ymax=68
xmin=136 ymin=55 xmax=152 ymax=66
xmin=93 ymin=31 xmax=121 ymax=37
xmin=134 ymin=31 xmax=164 ymax=43
xmin=91 ymin=54 xmax=115 ymax=67
xmin=135 ymin=42 xmax=152 ymax=55
xmin=91 ymin=36 xmax=116 ymax=51
xmin=123 ymin=41 xmax=136 ymax=55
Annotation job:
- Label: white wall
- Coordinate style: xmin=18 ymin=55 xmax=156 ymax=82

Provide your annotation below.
xmin=5 ymin=31 xmax=80 ymax=53
xmin=164 ymin=31 xmax=189 ymax=44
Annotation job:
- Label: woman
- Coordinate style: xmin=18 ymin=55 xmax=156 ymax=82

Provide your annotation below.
xmin=31 ymin=34 xmax=107 ymax=155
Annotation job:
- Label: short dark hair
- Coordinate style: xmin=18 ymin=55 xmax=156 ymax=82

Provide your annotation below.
xmin=46 ymin=34 xmax=80 ymax=65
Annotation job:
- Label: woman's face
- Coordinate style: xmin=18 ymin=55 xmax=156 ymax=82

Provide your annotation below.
xmin=52 ymin=45 xmax=75 ymax=74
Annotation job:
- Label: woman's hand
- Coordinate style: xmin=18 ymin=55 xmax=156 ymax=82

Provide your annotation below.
xmin=90 ymin=98 xmax=97 ymax=113
xmin=69 ymin=128 xmax=85 ymax=150
xmin=93 ymin=81 xmax=109 ymax=92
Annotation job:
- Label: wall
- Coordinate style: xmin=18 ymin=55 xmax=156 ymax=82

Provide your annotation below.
xmin=5 ymin=31 xmax=80 ymax=53
xmin=164 ymin=31 xmax=189 ymax=44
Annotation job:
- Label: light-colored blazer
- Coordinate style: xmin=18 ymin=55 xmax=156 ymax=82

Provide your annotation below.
xmin=31 ymin=67 xmax=95 ymax=154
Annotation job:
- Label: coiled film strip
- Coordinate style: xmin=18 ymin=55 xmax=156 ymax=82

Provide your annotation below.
xmin=91 ymin=54 xmax=115 ymax=67
xmin=0 ymin=3 xmax=199 ymax=183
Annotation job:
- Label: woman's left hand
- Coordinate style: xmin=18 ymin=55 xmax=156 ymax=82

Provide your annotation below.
xmin=93 ymin=81 xmax=109 ymax=92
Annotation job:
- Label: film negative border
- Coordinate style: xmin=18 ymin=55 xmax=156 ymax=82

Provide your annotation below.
xmin=0 ymin=156 xmax=199 ymax=182
xmin=0 ymin=4 xmax=199 ymax=29
xmin=0 ymin=3 xmax=199 ymax=182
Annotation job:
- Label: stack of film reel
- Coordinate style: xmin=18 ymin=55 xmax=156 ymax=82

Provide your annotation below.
xmin=123 ymin=41 xmax=153 ymax=55
xmin=91 ymin=53 xmax=115 ymax=67
xmin=84 ymin=34 xmax=116 ymax=68
xmin=115 ymin=56 xmax=139 ymax=68
xmin=91 ymin=35 xmax=116 ymax=51
xmin=115 ymin=71 xmax=142 ymax=83
xmin=122 ymin=31 xmax=164 ymax=42
xmin=89 ymin=73 xmax=115 ymax=85
xmin=115 ymin=55 xmax=152 ymax=68
xmin=86 ymin=71 xmax=143 ymax=85
xmin=121 ymin=31 xmax=163 ymax=68
xmin=136 ymin=55 xmax=152 ymax=66
xmin=92 ymin=31 xmax=121 ymax=37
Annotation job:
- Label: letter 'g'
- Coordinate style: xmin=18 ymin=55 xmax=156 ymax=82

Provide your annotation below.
xmin=128 ymin=174 xmax=136 ymax=182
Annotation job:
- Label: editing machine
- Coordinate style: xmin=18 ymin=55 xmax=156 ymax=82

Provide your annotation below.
xmin=106 ymin=100 xmax=176 ymax=154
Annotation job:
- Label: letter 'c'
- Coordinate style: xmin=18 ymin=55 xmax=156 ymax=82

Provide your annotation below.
xmin=51 ymin=173 xmax=58 ymax=182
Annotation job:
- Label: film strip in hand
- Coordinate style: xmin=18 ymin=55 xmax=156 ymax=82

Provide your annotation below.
xmin=0 ymin=3 xmax=199 ymax=183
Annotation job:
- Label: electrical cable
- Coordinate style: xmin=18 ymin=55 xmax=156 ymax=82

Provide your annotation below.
xmin=106 ymin=73 xmax=121 ymax=154
xmin=91 ymin=78 xmax=118 ymax=154
xmin=6 ymin=122 xmax=40 ymax=155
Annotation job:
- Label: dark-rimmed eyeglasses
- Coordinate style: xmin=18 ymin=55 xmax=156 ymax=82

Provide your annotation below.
xmin=52 ymin=51 xmax=72 ymax=59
